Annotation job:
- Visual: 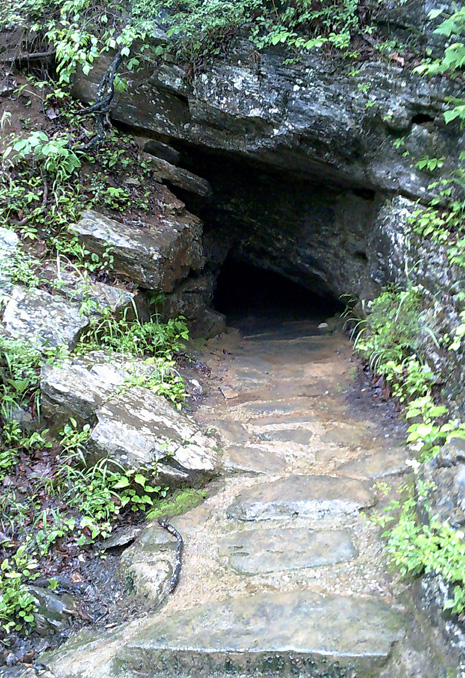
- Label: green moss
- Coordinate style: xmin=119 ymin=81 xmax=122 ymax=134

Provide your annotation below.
xmin=147 ymin=488 xmax=207 ymax=521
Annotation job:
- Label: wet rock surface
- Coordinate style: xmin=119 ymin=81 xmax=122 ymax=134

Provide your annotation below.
xmin=226 ymin=475 xmax=374 ymax=522
xmin=37 ymin=317 xmax=452 ymax=677
xmin=117 ymin=590 xmax=404 ymax=677
xmin=87 ymin=385 xmax=218 ymax=480
xmin=220 ymin=526 xmax=356 ymax=575
xmin=0 ymin=227 xmax=18 ymax=293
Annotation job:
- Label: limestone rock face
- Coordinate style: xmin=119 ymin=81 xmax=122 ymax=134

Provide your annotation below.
xmin=71 ymin=23 xmax=463 ymax=315
xmin=71 ymin=209 xmax=203 ymax=292
xmin=73 ymin=44 xmax=461 ymax=199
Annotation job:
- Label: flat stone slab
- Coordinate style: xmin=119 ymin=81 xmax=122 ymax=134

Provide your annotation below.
xmin=221 ymin=445 xmax=287 ymax=475
xmin=249 ymin=413 xmax=318 ymax=426
xmin=336 ymin=448 xmax=410 ymax=480
xmin=221 ymin=526 xmax=356 ymax=574
xmin=212 ymin=419 xmax=249 ymax=444
xmin=258 ymin=428 xmax=314 ymax=444
xmin=320 ymin=427 xmax=369 ymax=448
xmin=227 ymin=475 xmax=374 ymax=521
xmin=2 ymin=286 xmax=88 ymax=349
xmin=243 ymin=399 xmax=314 ymax=417
xmin=117 ymin=590 xmax=404 ymax=677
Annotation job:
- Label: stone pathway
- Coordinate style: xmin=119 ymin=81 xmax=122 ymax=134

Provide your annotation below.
xmin=38 ymin=318 xmax=447 ymax=678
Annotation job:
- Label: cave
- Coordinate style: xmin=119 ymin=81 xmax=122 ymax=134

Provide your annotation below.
xmin=213 ymin=257 xmax=344 ymax=331
xmin=156 ymin=140 xmax=386 ymax=335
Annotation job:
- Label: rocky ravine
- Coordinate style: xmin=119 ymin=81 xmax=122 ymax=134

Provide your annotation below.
xmin=19 ymin=318 xmax=456 ymax=678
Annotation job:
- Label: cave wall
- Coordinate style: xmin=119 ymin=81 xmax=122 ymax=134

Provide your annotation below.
xmin=188 ymin=154 xmax=380 ymax=301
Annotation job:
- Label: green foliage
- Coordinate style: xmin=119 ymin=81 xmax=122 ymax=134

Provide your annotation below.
xmin=0 ymin=335 xmax=44 ymax=418
xmin=79 ymin=307 xmax=188 ymax=356
xmin=31 ymin=509 xmax=76 ymax=557
xmin=351 ymin=284 xmax=465 ymax=459
xmin=77 ymin=308 xmax=189 ymax=404
xmin=378 ymin=483 xmax=465 ymax=616
xmin=415 ymin=7 xmax=465 ymax=124
xmin=2 ymin=0 xmax=371 ymax=89
xmin=57 ymin=436 xmax=169 ymax=540
xmin=354 ymin=285 xmax=433 ymax=374
xmin=3 ymin=131 xmax=82 ymax=184
xmin=0 ymin=546 xmax=39 ymax=635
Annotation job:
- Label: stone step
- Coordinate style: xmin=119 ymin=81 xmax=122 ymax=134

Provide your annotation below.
xmin=221 ymin=445 xmax=287 ymax=475
xmin=116 ymin=590 xmax=404 ymax=677
xmin=227 ymin=475 xmax=374 ymax=521
xmin=220 ymin=525 xmax=356 ymax=574
xmin=257 ymin=428 xmax=314 ymax=444
xmin=242 ymin=398 xmax=317 ymax=417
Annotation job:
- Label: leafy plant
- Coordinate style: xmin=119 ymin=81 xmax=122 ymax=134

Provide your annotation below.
xmin=0 ymin=546 xmax=39 ymax=634
xmin=378 ymin=481 xmax=465 ymax=616
xmin=78 ymin=307 xmax=189 ymax=359
xmin=4 ymin=131 xmax=82 ymax=183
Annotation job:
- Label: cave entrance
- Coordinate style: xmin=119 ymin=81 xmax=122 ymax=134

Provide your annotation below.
xmin=213 ymin=257 xmax=344 ymax=332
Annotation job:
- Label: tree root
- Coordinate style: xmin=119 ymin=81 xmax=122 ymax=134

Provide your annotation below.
xmin=158 ymin=518 xmax=183 ymax=594
xmin=76 ymin=48 xmax=123 ymax=151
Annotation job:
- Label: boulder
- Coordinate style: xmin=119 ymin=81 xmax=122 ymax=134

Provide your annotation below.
xmin=119 ymin=521 xmax=178 ymax=602
xmin=2 ymin=286 xmax=89 ymax=350
xmin=41 ymin=261 xmax=141 ymax=317
xmin=87 ymin=386 xmax=218 ymax=482
xmin=28 ymin=586 xmax=77 ymax=636
xmin=41 ymin=351 xmax=142 ymax=427
xmin=70 ymin=209 xmax=203 ymax=292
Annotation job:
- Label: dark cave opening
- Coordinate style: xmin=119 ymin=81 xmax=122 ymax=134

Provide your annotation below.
xmin=213 ymin=257 xmax=344 ymax=329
